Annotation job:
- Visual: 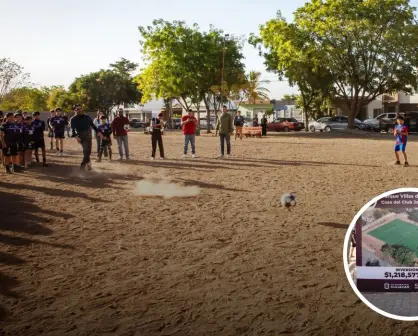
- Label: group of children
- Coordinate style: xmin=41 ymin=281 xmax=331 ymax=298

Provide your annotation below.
xmin=0 ymin=110 xmax=49 ymax=173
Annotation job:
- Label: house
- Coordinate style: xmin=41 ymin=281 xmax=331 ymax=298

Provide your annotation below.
xmin=271 ymin=99 xmax=303 ymax=120
xmin=239 ymin=99 xmax=273 ymax=120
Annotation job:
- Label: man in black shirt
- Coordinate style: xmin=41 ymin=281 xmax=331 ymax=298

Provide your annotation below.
xmin=70 ymin=104 xmax=102 ymax=170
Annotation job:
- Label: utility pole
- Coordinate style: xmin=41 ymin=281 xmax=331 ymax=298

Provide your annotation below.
xmin=219 ymin=34 xmax=229 ymax=112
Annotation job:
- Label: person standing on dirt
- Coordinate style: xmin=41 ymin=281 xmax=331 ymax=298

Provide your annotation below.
xmin=215 ymin=105 xmax=233 ymax=159
xmin=261 ymin=114 xmax=268 ymax=136
xmin=181 ymin=109 xmax=198 ymax=158
xmin=70 ymin=104 xmax=102 ymax=170
xmin=233 ymin=110 xmax=245 ymax=140
xmin=112 ymin=108 xmax=130 ymax=160
xmin=150 ymin=113 xmax=165 ymax=160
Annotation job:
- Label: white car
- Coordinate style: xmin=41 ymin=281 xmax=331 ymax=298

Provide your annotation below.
xmin=363 ymin=112 xmax=397 ymax=127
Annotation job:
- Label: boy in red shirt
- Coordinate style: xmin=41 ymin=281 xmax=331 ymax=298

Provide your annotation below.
xmin=111 ymin=108 xmax=130 ymax=160
xmin=181 ymin=109 xmax=198 ymax=158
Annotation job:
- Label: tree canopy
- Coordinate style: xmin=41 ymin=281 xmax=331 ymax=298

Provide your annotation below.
xmin=136 ymin=19 xmax=246 ymax=131
xmin=0 ymin=86 xmax=49 ymax=112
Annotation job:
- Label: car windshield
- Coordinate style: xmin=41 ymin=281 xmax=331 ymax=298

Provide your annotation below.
xmin=354 ymin=119 xmax=362 ymax=123
xmin=318 ymin=117 xmax=331 ymax=122
xmin=289 ymin=118 xmax=298 ymax=122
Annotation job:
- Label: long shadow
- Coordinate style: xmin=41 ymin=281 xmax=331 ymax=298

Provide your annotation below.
xmin=317 ymin=222 xmax=349 ymax=230
xmin=122 ymin=159 xmax=232 ymax=171
xmin=268 ymin=130 xmax=418 ymax=141
xmin=0 ymin=186 xmax=75 ymax=321
xmin=30 ymin=162 xmax=131 ymax=190
xmin=176 ymin=178 xmax=249 ymax=193
xmin=0 ymin=181 xmax=105 ymax=202
xmin=226 ymin=158 xmax=380 ymax=168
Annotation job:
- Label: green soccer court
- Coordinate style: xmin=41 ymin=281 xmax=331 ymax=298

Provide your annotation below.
xmin=368 ymin=219 xmax=418 ymax=257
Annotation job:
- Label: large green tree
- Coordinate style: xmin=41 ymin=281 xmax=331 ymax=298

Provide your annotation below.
xmin=137 ymin=19 xmax=245 ymax=133
xmin=250 ymin=12 xmax=334 ymax=130
xmin=293 ymin=0 xmax=418 ymax=128
xmin=0 ymin=86 xmax=49 ymax=111
xmin=69 ymin=58 xmax=142 ymax=116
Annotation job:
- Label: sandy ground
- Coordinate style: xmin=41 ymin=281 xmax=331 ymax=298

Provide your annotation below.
xmin=2 ymin=131 xmax=418 ymax=335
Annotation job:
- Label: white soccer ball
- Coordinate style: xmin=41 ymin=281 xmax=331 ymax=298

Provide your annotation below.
xmin=280 ymin=193 xmax=297 ymax=208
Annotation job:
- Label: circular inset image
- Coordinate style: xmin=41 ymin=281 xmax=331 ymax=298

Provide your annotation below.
xmin=344 ymin=188 xmax=418 ymax=321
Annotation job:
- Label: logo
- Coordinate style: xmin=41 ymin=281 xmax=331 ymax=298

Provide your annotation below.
xmin=384 ymin=283 xmax=390 ymax=290
xmin=414 ymin=283 xmax=418 ymax=290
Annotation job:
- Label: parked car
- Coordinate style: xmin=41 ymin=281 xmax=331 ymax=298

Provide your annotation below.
xmin=363 ymin=113 xmax=397 ymax=127
xmin=379 ymin=111 xmax=418 ymax=134
xmin=166 ymin=118 xmax=181 ymax=129
xmin=129 ymin=118 xmax=149 ymax=129
xmin=309 ymin=116 xmax=373 ymax=132
xmin=267 ymin=118 xmax=305 ymax=132
xmin=200 ymin=119 xmax=215 ymax=130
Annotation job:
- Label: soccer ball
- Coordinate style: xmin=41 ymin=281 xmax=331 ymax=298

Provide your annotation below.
xmin=124 ymin=124 xmax=130 ymax=131
xmin=280 ymin=193 xmax=297 ymax=209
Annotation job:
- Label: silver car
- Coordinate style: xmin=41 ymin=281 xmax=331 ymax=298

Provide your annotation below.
xmin=309 ymin=116 xmax=364 ymax=132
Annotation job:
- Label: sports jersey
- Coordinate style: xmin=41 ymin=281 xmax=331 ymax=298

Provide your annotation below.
xmin=32 ymin=119 xmax=46 ymax=138
xmin=97 ymin=123 xmax=112 ymax=138
xmin=395 ymin=124 xmax=408 ymax=145
xmin=50 ymin=116 xmax=66 ymax=130
xmin=0 ymin=122 xmax=23 ymax=144
xmin=23 ymin=124 xmax=36 ymax=145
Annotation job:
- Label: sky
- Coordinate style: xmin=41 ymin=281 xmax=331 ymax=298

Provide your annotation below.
xmin=2 ymin=0 xmax=317 ymax=99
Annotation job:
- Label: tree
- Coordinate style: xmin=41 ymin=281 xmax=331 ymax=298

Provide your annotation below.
xmin=365 ymin=259 xmax=381 ymax=267
xmin=250 ymin=11 xmax=334 ymax=130
xmin=381 ymin=244 xmax=416 ymax=266
xmin=244 ymin=71 xmax=270 ymax=104
xmin=137 ymin=19 xmax=245 ymax=133
xmin=69 ymin=59 xmax=141 ymax=116
xmin=0 ymin=58 xmax=31 ymax=103
xmin=293 ymin=0 xmax=418 ymax=128
xmin=0 ymin=86 xmax=49 ymax=111
xmin=47 ymin=86 xmax=79 ymax=111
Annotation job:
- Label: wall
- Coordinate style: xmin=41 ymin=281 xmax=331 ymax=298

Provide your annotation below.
xmin=398 ymin=92 xmax=418 ymax=104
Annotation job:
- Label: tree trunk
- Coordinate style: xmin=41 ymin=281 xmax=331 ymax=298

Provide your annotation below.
xmin=203 ymin=95 xmax=212 ymax=134
xmin=303 ymin=107 xmax=309 ymax=132
xmin=347 ymin=101 xmax=360 ymax=129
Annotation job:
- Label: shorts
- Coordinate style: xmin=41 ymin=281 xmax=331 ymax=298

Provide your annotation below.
xmin=395 ymin=143 xmax=407 ymax=152
xmin=48 ymin=130 xmax=54 ymax=138
xmin=2 ymin=143 xmax=19 ymax=157
xmin=54 ymin=130 xmax=65 ymax=139
xmin=35 ymin=138 xmax=45 ymax=149
xmin=19 ymin=143 xmax=25 ymax=152
xmin=24 ymin=141 xmax=36 ymax=150
xmin=100 ymin=139 xmax=112 ymax=147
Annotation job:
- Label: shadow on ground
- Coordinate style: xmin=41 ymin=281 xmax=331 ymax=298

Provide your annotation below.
xmin=0 ymin=184 xmax=74 ymax=321
xmin=317 ymin=222 xmax=349 ymax=230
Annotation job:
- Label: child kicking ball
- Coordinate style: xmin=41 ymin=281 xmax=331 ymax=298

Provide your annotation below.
xmin=394 ymin=115 xmax=409 ymax=167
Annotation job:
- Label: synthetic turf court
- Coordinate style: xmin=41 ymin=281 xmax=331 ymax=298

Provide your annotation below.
xmin=368 ymin=219 xmax=418 ymax=257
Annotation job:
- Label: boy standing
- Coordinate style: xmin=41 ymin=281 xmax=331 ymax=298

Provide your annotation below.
xmin=14 ymin=113 xmax=25 ymax=169
xmin=32 ymin=112 xmax=48 ymax=166
xmin=47 ymin=110 xmax=55 ymax=150
xmin=394 ymin=115 xmax=409 ymax=167
xmin=181 ymin=109 xmax=197 ymax=158
xmin=233 ymin=111 xmax=245 ymax=140
xmin=1 ymin=113 xmax=22 ymax=173
xmin=23 ymin=116 xmax=36 ymax=168
xmin=97 ymin=116 xmax=112 ymax=162
xmin=50 ymin=108 xmax=66 ymax=155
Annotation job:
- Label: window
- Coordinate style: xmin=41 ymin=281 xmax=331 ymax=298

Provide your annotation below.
xmin=289 ymin=118 xmax=298 ymax=122
xmin=388 ymin=113 xmax=397 ymax=119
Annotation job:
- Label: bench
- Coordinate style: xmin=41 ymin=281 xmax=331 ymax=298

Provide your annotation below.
xmin=243 ymin=127 xmax=262 ymax=138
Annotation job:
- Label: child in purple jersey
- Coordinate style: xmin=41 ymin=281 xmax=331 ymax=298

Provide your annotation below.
xmin=14 ymin=113 xmax=25 ymax=169
xmin=23 ymin=116 xmax=36 ymax=168
xmin=394 ymin=115 xmax=409 ymax=167
xmin=97 ymin=116 xmax=112 ymax=162
xmin=32 ymin=112 xmax=48 ymax=166
xmin=0 ymin=113 xmax=22 ymax=173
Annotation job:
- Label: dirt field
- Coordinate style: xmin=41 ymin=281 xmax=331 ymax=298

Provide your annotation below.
xmin=2 ymin=131 xmax=418 ymax=335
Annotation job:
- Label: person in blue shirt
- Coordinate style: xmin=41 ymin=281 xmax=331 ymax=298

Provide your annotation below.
xmin=32 ymin=111 xmax=48 ymax=166
xmin=394 ymin=115 xmax=409 ymax=167
xmin=97 ymin=116 xmax=112 ymax=162
xmin=233 ymin=111 xmax=245 ymax=140
xmin=49 ymin=107 xmax=66 ymax=155
xmin=0 ymin=113 xmax=22 ymax=173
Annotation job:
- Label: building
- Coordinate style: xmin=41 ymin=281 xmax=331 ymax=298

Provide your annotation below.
xmin=238 ymin=100 xmax=273 ymax=120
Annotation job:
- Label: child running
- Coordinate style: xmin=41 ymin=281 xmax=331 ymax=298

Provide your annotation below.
xmin=97 ymin=115 xmax=112 ymax=162
xmin=394 ymin=115 xmax=409 ymax=167
xmin=1 ymin=112 xmax=22 ymax=173
xmin=22 ymin=115 xmax=36 ymax=168
xmin=50 ymin=108 xmax=66 ymax=155
xmin=32 ymin=112 xmax=48 ymax=166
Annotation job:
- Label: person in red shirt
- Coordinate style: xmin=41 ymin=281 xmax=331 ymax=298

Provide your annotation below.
xmin=181 ymin=109 xmax=198 ymax=158
xmin=111 ymin=108 xmax=130 ymax=160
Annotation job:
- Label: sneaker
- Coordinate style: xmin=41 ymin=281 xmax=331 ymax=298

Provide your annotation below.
xmin=404 ymin=162 xmax=409 ymax=167
xmin=217 ymin=155 xmax=224 ymax=159
xmin=9 ymin=165 xmax=14 ymax=173
xmin=395 ymin=161 xmax=401 ymax=165
xmin=118 ymin=157 xmax=123 ymax=161
xmin=86 ymin=163 xmax=92 ymax=171
xmin=226 ymin=154 xmax=230 ymax=159
xmin=183 ymin=154 xmax=187 ymax=159
xmin=159 ymin=157 xmax=164 ymax=160
xmin=192 ymin=154 xmax=197 ymax=158
xmin=151 ymin=157 xmax=155 ymax=160
xmin=4 ymin=165 xmax=11 ymax=174
xmin=126 ymin=157 xmax=130 ymax=160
